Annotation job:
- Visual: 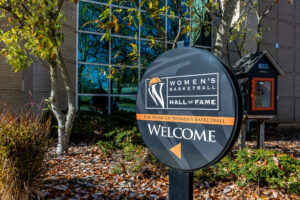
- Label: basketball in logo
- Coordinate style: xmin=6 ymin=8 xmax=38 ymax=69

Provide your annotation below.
xmin=148 ymin=77 xmax=165 ymax=108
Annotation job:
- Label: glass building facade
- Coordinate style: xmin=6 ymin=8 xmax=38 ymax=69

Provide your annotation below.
xmin=76 ymin=0 xmax=213 ymax=117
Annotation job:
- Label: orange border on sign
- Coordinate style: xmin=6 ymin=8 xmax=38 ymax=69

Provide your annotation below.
xmin=136 ymin=114 xmax=235 ymax=126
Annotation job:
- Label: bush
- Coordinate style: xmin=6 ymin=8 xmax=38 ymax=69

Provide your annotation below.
xmin=70 ymin=111 xmax=108 ymax=143
xmin=97 ymin=127 xmax=158 ymax=173
xmin=195 ymin=148 xmax=300 ymax=194
xmin=96 ymin=126 xmax=143 ymax=154
xmin=0 ymin=104 xmax=51 ymax=200
xmin=66 ymin=110 xmax=136 ymax=143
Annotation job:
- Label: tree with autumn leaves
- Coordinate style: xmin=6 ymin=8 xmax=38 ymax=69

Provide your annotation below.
xmin=0 ymin=0 xmax=78 ymax=156
xmin=0 ymin=0 xmax=295 ymax=156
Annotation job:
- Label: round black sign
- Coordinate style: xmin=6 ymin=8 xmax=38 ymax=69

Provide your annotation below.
xmin=136 ymin=47 xmax=242 ymax=171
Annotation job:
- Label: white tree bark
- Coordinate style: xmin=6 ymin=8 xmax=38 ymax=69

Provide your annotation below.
xmin=214 ymin=0 xmax=239 ymax=60
xmin=49 ymin=52 xmax=76 ymax=156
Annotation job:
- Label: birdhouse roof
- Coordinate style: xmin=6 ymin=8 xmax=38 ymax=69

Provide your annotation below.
xmin=232 ymin=50 xmax=285 ymax=76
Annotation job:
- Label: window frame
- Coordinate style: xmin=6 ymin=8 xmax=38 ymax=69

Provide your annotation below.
xmin=76 ymin=0 xmax=214 ymax=114
xmin=251 ymin=77 xmax=275 ymax=111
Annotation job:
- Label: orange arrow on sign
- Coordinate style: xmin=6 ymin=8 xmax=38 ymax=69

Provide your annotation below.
xmin=170 ymin=143 xmax=181 ymax=159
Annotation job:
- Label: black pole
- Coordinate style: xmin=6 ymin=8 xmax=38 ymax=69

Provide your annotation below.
xmin=169 ymin=168 xmax=193 ymax=200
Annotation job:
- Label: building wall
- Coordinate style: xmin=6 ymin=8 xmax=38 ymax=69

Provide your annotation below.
xmin=0 ymin=2 xmax=76 ymax=112
xmin=0 ymin=56 xmax=22 ymax=111
xmin=24 ymin=1 xmax=77 ymax=110
xmin=0 ymin=17 xmax=23 ymax=112
xmin=259 ymin=0 xmax=300 ymax=122
xmin=1 ymin=1 xmax=299 ymax=123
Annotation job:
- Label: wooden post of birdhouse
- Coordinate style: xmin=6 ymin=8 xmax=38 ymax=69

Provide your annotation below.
xmin=257 ymin=119 xmax=265 ymax=149
xmin=238 ymin=118 xmax=246 ymax=149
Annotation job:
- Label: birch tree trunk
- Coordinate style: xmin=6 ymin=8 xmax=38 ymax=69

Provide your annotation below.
xmin=214 ymin=0 xmax=238 ymax=60
xmin=49 ymin=52 xmax=76 ymax=156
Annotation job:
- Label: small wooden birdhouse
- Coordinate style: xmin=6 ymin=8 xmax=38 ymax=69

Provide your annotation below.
xmin=233 ymin=50 xmax=285 ymax=117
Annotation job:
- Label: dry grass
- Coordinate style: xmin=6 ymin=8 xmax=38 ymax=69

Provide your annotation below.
xmin=0 ymin=103 xmax=51 ymax=200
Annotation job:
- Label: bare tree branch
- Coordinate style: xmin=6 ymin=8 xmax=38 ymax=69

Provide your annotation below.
xmin=172 ymin=0 xmax=183 ymax=48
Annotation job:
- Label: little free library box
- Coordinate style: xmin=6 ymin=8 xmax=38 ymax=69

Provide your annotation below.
xmin=232 ymin=50 xmax=285 ymax=117
xmin=136 ymin=47 xmax=243 ymax=172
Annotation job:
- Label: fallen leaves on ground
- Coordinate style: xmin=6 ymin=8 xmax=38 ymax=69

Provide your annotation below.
xmin=40 ymin=126 xmax=300 ymax=200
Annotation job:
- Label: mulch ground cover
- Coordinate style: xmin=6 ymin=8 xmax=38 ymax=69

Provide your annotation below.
xmin=40 ymin=126 xmax=300 ymax=200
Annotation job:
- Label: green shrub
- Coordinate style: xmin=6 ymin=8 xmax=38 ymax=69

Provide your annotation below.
xmin=97 ymin=127 xmax=158 ymax=173
xmin=195 ymin=148 xmax=300 ymax=194
xmin=97 ymin=126 xmax=144 ymax=150
xmin=68 ymin=110 xmax=136 ymax=143
xmin=71 ymin=111 xmax=108 ymax=143
xmin=0 ymin=105 xmax=51 ymax=200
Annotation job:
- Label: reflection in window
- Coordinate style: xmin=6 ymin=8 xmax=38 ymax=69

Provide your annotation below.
xmin=167 ymin=17 xmax=190 ymax=44
xmin=111 ymin=37 xmax=138 ymax=66
xmin=79 ymin=2 xmax=106 ymax=32
xmin=141 ymin=13 xmax=165 ymax=39
xmin=140 ymin=41 xmax=163 ymax=67
xmin=85 ymin=0 xmax=108 ymax=3
xmin=78 ymin=33 xmax=109 ymax=63
xmin=191 ymin=24 xmax=212 ymax=47
xmin=111 ymin=96 xmax=136 ymax=113
xmin=167 ymin=0 xmax=189 ymax=17
xmin=77 ymin=0 xmax=214 ymax=118
xmin=112 ymin=8 xmax=138 ymax=37
xmin=140 ymin=68 xmax=147 ymax=79
xmin=254 ymin=81 xmax=272 ymax=108
xmin=78 ymin=65 xmax=109 ymax=94
xmin=112 ymin=67 xmax=138 ymax=94
xmin=113 ymin=0 xmax=139 ymax=8
xmin=191 ymin=0 xmax=212 ymax=47
xmin=141 ymin=0 xmax=165 ymax=11
xmin=78 ymin=96 xmax=108 ymax=114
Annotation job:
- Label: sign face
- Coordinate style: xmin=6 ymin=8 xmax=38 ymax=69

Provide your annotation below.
xmin=136 ymin=47 xmax=242 ymax=171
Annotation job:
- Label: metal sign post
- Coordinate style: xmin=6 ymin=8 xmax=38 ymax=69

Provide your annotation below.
xmin=136 ymin=47 xmax=242 ymax=199
xmin=169 ymin=168 xmax=193 ymax=200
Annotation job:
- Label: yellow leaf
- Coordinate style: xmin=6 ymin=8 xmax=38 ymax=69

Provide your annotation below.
xmin=115 ymin=22 xmax=119 ymax=34
xmin=113 ymin=15 xmax=118 ymax=23
xmin=98 ymin=21 xmax=105 ymax=29
xmin=1 ymin=50 xmax=7 ymax=58
xmin=8 ymin=17 xmax=11 ymax=23
xmin=108 ymin=22 xmax=114 ymax=29
xmin=51 ymin=48 xmax=56 ymax=58
xmin=82 ymin=21 xmax=92 ymax=27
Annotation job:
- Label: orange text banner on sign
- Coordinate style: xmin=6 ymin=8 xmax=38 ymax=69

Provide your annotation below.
xmin=136 ymin=114 xmax=235 ymax=126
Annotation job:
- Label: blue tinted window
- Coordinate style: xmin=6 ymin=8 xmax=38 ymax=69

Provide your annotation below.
xmin=140 ymin=41 xmax=163 ymax=67
xmin=78 ymin=33 xmax=109 ymax=64
xmin=167 ymin=17 xmax=190 ymax=43
xmin=113 ymin=0 xmax=139 ymax=7
xmin=112 ymin=67 xmax=138 ymax=94
xmin=79 ymin=2 xmax=106 ymax=33
xmin=141 ymin=0 xmax=165 ymax=11
xmin=78 ymin=65 xmax=109 ymax=94
xmin=167 ymin=0 xmax=189 ymax=17
xmin=78 ymin=96 xmax=108 ymax=114
xmin=83 ymin=0 xmax=108 ymax=3
xmin=77 ymin=0 xmax=213 ymax=115
xmin=111 ymin=96 xmax=136 ymax=113
xmin=111 ymin=37 xmax=138 ymax=66
xmin=191 ymin=23 xmax=212 ymax=47
xmin=141 ymin=13 xmax=165 ymax=39
xmin=111 ymin=8 xmax=138 ymax=37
